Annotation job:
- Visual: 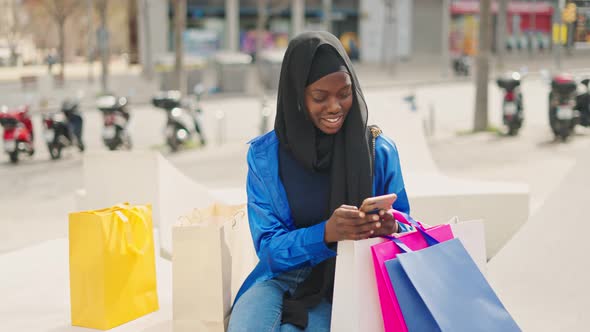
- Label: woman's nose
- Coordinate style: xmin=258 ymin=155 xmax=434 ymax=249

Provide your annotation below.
xmin=327 ymin=98 xmax=342 ymax=113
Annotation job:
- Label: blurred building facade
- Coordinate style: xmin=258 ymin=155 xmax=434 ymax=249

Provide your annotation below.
xmin=138 ymin=0 xmax=451 ymax=64
xmin=137 ymin=0 xmax=586 ymax=69
xmin=449 ymin=0 xmax=590 ymax=54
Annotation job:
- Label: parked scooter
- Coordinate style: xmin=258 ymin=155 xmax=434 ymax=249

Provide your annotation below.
xmin=496 ymin=72 xmax=524 ymax=136
xmin=575 ymin=78 xmax=590 ymax=128
xmin=548 ymin=74 xmax=578 ymax=141
xmin=152 ymin=87 xmax=206 ymax=152
xmin=42 ymin=99 xmax=85 ymax=160
xmin=96 ymin=95 xmax=131 ymax=150
xmin=0 ymin=105 xmax=35 ymax=163
xmin=452 ymin=53 xmax=470 ymax=76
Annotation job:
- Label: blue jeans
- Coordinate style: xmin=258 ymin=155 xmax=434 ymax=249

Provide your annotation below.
xmin=228 ymin=267 xmax=332 ymax=332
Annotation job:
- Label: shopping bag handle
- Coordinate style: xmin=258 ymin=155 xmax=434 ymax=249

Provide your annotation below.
xmin=178 ymin=206 xmax=245 ymax=229
xmin=231 ymin=210 xmax=246 ymax=229
xmin=389 ymin=209 xmax=425 ymax=230
xmin=113 ymin=205 xmax=150 ymax=256
xmin=382 ymin=235 xmax=413 ymax=253
xmin=383 ymin=209 xmax=440 ymax=249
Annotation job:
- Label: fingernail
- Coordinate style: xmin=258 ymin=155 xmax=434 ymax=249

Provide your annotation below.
xmin=373 ymin=215 xmax=379 ymax=221
xmin=379 ymin=210 xmax=385 ymax=216
xmin=370 ymin=230 xmax=374 ymax=234
xmin=359 ymin=212 xmax=365 ymax=218
xmin=376 ymin=222 xmax=381 ymax=228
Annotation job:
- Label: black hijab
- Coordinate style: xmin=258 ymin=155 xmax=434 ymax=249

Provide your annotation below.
xmin=274 ymin=31 xmax=373 ymax=329
xmin=274 ymin=31 xmax=373 ymax=215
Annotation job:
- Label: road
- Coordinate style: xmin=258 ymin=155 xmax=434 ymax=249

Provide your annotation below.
xmin=1 ymin=77 xmax=589 ymax=253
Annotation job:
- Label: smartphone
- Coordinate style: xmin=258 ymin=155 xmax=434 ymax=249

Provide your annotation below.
xmin=360 ymin=193 xmax=397 ymax=215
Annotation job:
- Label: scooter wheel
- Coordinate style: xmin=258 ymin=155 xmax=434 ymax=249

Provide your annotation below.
xmin=507 ymin=125 xmax=519 ymax=136
xmin=50 ymin=146 xmax=62 ymax=160
xmin=9 ymin=152 xmax=18 ymax=164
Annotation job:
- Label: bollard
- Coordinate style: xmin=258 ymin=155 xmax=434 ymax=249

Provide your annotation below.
xmin=215 ymin=110 xmax=226 ymax=145
xmin=403 ymin=94 xmax=417 ymax=112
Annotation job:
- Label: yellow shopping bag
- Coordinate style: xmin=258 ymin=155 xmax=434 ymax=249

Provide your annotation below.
xmin=69 ymin=203 xmax=159 ymax=330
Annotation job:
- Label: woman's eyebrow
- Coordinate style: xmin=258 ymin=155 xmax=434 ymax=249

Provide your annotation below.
xmin=310 ymin=84 xmax=352 ymax=94
xmin=309 ymin=89 xmax=328 ymax=94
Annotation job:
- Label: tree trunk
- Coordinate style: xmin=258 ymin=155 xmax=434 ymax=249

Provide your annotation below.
xmin=473 ymin=0 xmax=492 ymax=132
xmin=174 ymin=0 xmax=186 ymax=94
xmin=99 ymin=1 xmax=109 ymax=93
xmin=58 ymin=20 xmax=66 ymax=79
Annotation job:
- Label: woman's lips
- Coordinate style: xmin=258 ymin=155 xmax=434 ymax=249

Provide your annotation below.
xmin=321 ymin=115 xmax=343 ymax=129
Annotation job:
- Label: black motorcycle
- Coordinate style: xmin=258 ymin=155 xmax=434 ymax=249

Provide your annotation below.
xmin=497 ymin=73 xmax=524 ymax=136
xmin=575 ymin=78 xmax=590 ymax=128
xmin=42 ymin=99 xmax=84 ymax=160
xmin=96 ymin=95 xmax=131 ymax=151
xmin=152 ymin=89 xmax=206 ymax=152
xmin=549 ymin=74 xmax=578 ymax=141
xmin=452 ymin=54 xmax=470 ymax=76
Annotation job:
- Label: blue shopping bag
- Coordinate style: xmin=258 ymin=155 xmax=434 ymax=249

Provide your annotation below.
xmin=384 ymin=230 xmax=520 ymax=332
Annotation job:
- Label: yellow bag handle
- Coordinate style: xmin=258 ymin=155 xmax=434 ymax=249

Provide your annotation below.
xmin=110 ymin=204 xmax=150 ymax=256
xmin=87 ymin=203 xmax=150 ymax=255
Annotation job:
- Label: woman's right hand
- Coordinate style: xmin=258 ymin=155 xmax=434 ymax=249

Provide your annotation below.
xmin=324 ymin=205 xmax=381 ymax=243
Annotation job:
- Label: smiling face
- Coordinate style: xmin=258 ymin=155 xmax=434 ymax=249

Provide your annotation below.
xmin=304 ymin=71 xmax=353 ymax=135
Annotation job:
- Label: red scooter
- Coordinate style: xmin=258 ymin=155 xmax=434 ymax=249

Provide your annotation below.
xmin=0 ymin=106 xmax=35 ymax=163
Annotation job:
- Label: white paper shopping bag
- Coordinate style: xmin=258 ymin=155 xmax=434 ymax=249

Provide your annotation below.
xmin=449 ymin=218 xmax=487 ymax=274
xmin=172 ymin=203 xmax=246 ymax=332
xmin=331 ymin=238 xmax=386 ymax=332
xmin=222 ymin=208 xmax=258 ymax=304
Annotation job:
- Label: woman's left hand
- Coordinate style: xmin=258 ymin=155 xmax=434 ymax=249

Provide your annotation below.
xmin=371 ymin=210 xmax=399 ymax=237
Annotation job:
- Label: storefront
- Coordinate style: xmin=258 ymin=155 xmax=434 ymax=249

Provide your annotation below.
xmin=178 ymin=0 xmax=360 ymax=58
xmin=573 ymin=0 xmax=590 ymax=49
xmin=450 ymin=1 xmax=554 ymax=55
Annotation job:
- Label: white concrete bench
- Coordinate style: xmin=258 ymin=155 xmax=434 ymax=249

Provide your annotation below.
xmin=370 ymin=103 xmax=529 ymax=258
xmin=487 ymin=153 xmax=590 ymax=331
xmin=76 ymin=120 xmax=527 ymax=262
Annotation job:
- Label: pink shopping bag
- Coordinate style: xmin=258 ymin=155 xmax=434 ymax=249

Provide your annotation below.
xmin=371 ymin=210 xmax=454 ymax=332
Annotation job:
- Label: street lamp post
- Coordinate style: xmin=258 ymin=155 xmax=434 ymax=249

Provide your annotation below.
xmin=174 ymin=0 xmax=186 ymax=95
xmin=87 ymin=0 xmax=94 ymax=83
xmin=323 ymin=0 xmax=332 ymax=33
xmin=497 ymin=0 xmax=508 ymax=71
xmin=530 ymin=0 xmax=537 ymax=57
xmin=555 ymin=0 xmax=566 ymax=70
xmin=142 ymin=0 xmax=154 ymax=80
xmin=442 ymin=0 xmax=451 ymax=77
xmin=382 ymin=0 xmax=397 ymax=75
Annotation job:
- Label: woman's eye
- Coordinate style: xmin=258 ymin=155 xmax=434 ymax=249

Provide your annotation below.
xmin=312 ymin=96 xmax=326 ymax=103
xmin=340 ymin=91 xmax=352 ymax=99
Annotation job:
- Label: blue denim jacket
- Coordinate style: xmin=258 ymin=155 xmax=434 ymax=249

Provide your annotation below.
xmin=234 ymin=130 xmax=412 ymax=302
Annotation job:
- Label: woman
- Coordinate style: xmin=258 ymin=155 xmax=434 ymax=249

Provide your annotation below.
xmin=228 ymin=31 xmax=412 ymax=332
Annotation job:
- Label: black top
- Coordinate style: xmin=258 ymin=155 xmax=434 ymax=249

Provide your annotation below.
xmin=279 ymin=146 xmax=331 ymax=228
